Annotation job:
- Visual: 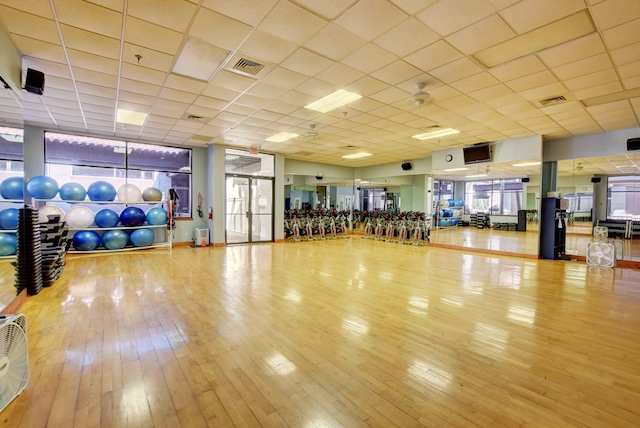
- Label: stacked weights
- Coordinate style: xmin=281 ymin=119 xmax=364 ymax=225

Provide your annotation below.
xmin=14 ymin=206 xmax=43 ymax=295
xmin=39 ymin=212 xmax=69 ymax=286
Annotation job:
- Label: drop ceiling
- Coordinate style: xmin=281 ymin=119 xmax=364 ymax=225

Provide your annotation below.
xmin=1 ymin=0 xmax=639 ymax=179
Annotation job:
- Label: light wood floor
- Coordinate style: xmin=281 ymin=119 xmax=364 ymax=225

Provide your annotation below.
xmin=3 ymin=240 xmax=640 ymax=427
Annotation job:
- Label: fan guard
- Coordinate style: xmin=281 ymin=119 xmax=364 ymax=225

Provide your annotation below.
xmin=586 ymin=242 xmax=616 ymax=268
xmin=0 ymin=314 xmax=28 ymax=412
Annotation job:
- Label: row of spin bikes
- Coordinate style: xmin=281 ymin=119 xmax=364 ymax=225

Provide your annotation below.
xmin=285 ymin=209 xmax=431 ymax=245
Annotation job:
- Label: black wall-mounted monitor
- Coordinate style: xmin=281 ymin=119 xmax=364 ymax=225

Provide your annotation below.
xmin=463 ymin=144 xmax=491 ymax=165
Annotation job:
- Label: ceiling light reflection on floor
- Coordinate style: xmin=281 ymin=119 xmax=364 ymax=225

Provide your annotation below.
xmin=266 ymin=352 xmax=297 ymax=376
xmin=342 ymin=316 xmax=369 ymax=335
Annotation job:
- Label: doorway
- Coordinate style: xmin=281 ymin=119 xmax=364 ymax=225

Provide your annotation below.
xmin=225 ymin=174 xmax=274 ymax=244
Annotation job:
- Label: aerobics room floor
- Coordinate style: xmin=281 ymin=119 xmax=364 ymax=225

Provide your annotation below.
xmin=1 ymin=240 xmax=640 ymax=426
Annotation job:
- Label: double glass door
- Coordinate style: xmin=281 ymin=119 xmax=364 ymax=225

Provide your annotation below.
xmin=225 ymin=175 xmax=273 ymax=244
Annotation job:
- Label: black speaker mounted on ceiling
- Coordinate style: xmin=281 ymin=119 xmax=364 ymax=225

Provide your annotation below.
xmin=24 ymin=68 xmax=45 ymax=95
xmin=401 ymin=162 xmax=413 ymax=171
xmin=627 ymin=137 xmax=640 ymax=151
xmin=521 ymin=177 xmax=530 ymax=183
xmin=591 ymin=177 xmax=602 ymax=183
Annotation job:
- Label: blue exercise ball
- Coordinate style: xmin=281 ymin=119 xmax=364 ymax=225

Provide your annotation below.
xmin=129 ymin=228 xmax=155 ymax=247
xmin=72 ymin=230 xmax=101 ymax=251
xmin=0 ymin=176 xmax=24 ymax=200
xmin=450 ymin=218 xmax=459 ymax=226
xmin=0 ymin=233 xmax=17 ymax=256
xmin=120 ymin=206 xmax=146 ymax=227
xmin=87 ymin=181 xmax=117 ymax=202
xmin=26 ymin=175 xmax=59 ymax=199
xmin=101 ymin=229 xmax=129 ymax=250
xmin=59 ymin=182 xmax=87 ymax=201
xmin=438 ymin=218 xmax=448 ymax=227
xmin=94 ymin=208 xmax=120 ymax=228
xmin=0 ymin=208 xmax=19 ymax=230
xmin=146 ymin=207 xmax=167 ymax=225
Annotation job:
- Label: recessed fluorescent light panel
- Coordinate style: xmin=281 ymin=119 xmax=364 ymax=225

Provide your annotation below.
xmin=172 ymin=37 xmax=231 ymax=81
xmin=443 ymin=167 xmax=469 ymax=172
xmin=266 ymin=132 xmax=299 ymax=143
xmin=412 ymin=128 xmax=460 ymax=140
xmin=512 ymin=161 xmax=541 ymax=167
xmin=342 ymin=152 xmax=372 ymax=159
xmin=117 ymin=109 xmax=147 ymax=126
xmin=305 ymin=89 xmax=362 ymax=113
xmin=581 ymin=87 xmax=640 ymax=107
xmin=466 ymin=174 xmax=488 ymax=178
xmin=473 ymin=10 xmax=595 ymax=68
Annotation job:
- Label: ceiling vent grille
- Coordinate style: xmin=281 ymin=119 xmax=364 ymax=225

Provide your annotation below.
xmin=232 ymin=58 xmax=264 ymax=76
xmin=539 ymin=95 xmax=567 ymax=106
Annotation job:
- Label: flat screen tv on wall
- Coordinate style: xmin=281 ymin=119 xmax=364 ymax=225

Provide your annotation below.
xmin=463 ymin=144 xmax=492 ymax=165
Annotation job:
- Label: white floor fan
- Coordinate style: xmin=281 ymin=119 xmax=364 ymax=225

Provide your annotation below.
xmin=0 ymin=314 xmax=28 ymax=412
xmin=586 ymin=226 xmax=616 ymax=268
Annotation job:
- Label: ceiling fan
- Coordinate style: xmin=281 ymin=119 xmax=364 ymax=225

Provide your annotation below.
xmin=411 ymin=82 xmax=432 ymax=106
xmin=306 ymin=124 xmax=319 ymax=140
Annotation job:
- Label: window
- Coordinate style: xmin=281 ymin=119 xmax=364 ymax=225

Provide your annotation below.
xmin=225 ymin=148 xmax=274 ymax=177
xmin=607 ymin=176 xmax=640 ymax=220
xmin=465 ymin=179 xmax=523 ymax=215
xmin=45 ymin=132 xmax=192 ymax=217
xmin=0 ymin=127 xmax=23 ymax=183
xmin=434 ymin=180 xmax=454 ymax=204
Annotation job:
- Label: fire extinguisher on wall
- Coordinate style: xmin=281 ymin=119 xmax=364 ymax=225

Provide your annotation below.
xmin=208 ymin=207 xmax=213 ymax=221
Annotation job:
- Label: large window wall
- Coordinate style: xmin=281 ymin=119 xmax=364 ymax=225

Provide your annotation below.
xmin=44 ymin=133 xmax=192 ymax=217
xmin=0 ymin=127 xmax=23 ymax=181
xmin=608 ymin=176 xmax=640 ymax=220
xmin=465 ymin=179 xmax=523 ymax=215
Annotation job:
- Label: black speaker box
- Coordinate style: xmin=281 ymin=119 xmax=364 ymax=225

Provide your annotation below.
xmin=24 ymin=68 xmax=45 ymax=95
xmin=591 ymin=177 xmax=601 ymax=183
xmin=521 ymin=177 xmax=530 ymax=183
xmin=401 ymin=162 xmax=412 ymax=171
xmin=627 ymin=137 xmax=640 ymax=151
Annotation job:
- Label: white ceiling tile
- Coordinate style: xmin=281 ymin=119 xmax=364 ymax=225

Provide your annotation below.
xmin=128 ymin=0 xmax=196 ymax=33
xmin=0 ymin=5 xmax=58 ymax=44
xmin=151 ymin=98 xmax=189 ymax=117
xmin=342 ymin=43 xmax=397 ymax=74
xmin=239 ymin=29 xmax=299 ymax=64
xmin=344 ymin=76 xmax=389 ymax=97
xmin=118 ymin=91 xmax=156 ymax=106
xmin=158 ymin=88 xmax=198 ymax=104
xmin=67 ymin=49 xmax=120 ymax=74
xmin=564 ymin=69 xmax=619 ymax=91
xmin=120 ymin=63 xmax=166 ymax=86
xmin=259 ymin=1 xmax=327 ymax=44
xmin=53 ymin=0 xmax=122 ymax=39
xmin=280 ymin=48 xmax=334 ymax=77
xmin=589 ymin=0 xmax=640 ymax=30
xmin=335 ymin=0 xmax=408 ymax=41
xmin=261 ymin=67 xmax=309 ymax=89
xmin=202 ymin=0 xmax=278 ymax=26
xmin=119 ymin=78 xmax=160 ymax=97
xmin=9 ymin=34 xmax=67 ymax=64
xmin=370 ymin=87 xmax=411 ymax=105
xmin=601 ymin=17 xmax=640 ymax=49
xmin=404 ymin=40 xmax=464 ymax=72
xmin=500 ymin=0 xmax=586 ymax=34
xmin=290 ymin=0 xmax=357 ymax=20
xmin=124 ymin=17 xmax=183 ymax=55
xmin=610 ymin=41 xmax=640 ymax=66
xmin=488 ymin=55 xmax=547 ymax=81
xmin=552 ymin=53 xmax=613 ymax=80
xmin=209 ymin=70 xmax=256 ymax=93
xmin=189 ymin=8 xmax=253 ymax=51
xmin=370 ymin=60 xmax=422 ymax=85
xmin=446 ymin=14 xmax=515 ymax=55
xmin=316 ymin=63 xmax=365 ymax=87
xmin=417 ymin=0 xmax=495 ymax=36
xmin=619 ymin=60 xmax=640 ymax=79
xmin=122 ymin=43 xmax=174 ymax=72
xmin=200 ymin=84 xmax=241 ymax=102
xmin=572 ymin=81 xmax=624 ymax=100
xmin=304 ymin=24 xmax=366 ymax=61
xmin=163 ymin=74 xmax=208 ymax=94
xmin=506 ymin=70 xmax=558 ymax=93
xmin=429 ymin=58 xmax=483 ymax=83
xmin=468 ymin=84 xmax=515 ymax=103
xmin=537 ymin=33 xmax=606 ymax=68
xmin=374 ymin=17 xmax=440 ymax=57
xmin=389 ymin=0 xmax=436 ymax=15
xmin=518 ymin=82 xmax=568 ymax=102
xmin=449 ymin=72 xmax=500 ymax=94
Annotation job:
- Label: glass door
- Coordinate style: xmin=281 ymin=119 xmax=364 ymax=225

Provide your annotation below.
xmin=225 ymin=175 xmax=273 ymax=244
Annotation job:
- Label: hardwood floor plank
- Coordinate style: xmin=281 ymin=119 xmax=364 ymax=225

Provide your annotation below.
xmin=2 ymin=240 xmax=640 ymax=427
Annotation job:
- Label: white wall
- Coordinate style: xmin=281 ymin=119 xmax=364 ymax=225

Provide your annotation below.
xmin=543 ymin=128 xmax=640 ymax=161
xmin=0 ymin=23 xmax=21 ymax=100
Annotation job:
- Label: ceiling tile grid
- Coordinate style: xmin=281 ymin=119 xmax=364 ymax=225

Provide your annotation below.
xmin=0 ymin=0 xmax=639 ymax=179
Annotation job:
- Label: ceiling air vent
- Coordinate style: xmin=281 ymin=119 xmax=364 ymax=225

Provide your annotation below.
xmin=232 ymin=58 xmax=264 ymax=76
xmin=538 ymin=95 xmax=567 ymax=106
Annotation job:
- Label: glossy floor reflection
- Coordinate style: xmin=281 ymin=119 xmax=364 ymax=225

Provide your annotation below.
xmin=3 ymin=241 xmax=640 ymax=427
